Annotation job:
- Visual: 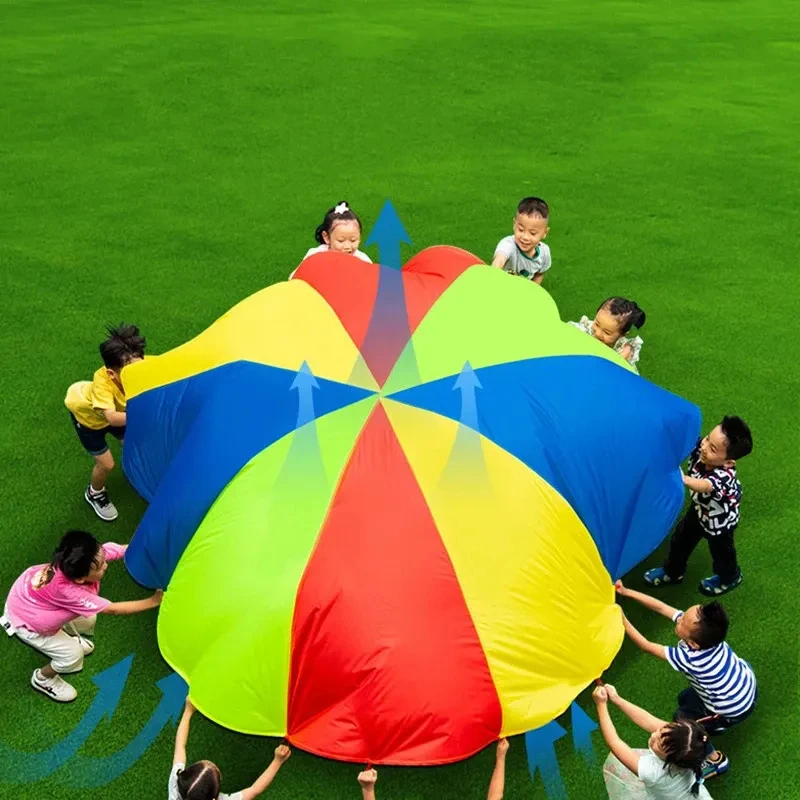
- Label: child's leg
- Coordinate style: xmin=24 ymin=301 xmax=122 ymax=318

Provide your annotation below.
xmin=662 ymin=511 xmax=705 ymax=579
xmin=673 ymin=687 xmax=710 ymax=722
xmin=14 ymin=626 xmax=85 ymax=701
xmin=68 ymin=615 xmax=97 ymax=636
xmin=706 ymin=530 xmax=740 ymax=584
xmin=91 ymin=449 xmax=114 ymax=492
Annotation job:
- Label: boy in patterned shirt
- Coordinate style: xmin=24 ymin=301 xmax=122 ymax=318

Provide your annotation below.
xmin=492 ymin=197 xmax=552 ymax=284
xmin=644 ymin=416 xmax=753 ymax=596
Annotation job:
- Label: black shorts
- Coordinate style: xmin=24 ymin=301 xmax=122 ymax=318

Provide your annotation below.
xmin=69 ymin=413 xmax=125 ymax=456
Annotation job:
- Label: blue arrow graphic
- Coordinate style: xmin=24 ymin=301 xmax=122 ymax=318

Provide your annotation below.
xmin=453 ymin=362 xmax=482 ymax=430
xmin=291 ymin=361 xmax=319 ymax=427
xmin=0 ymin=655 xmax=132 ymax=784
xmin=68 ymin=671 xmax=188 ymax=788
xmin=350 ymin=200 xmax=418 ymax=387
xmin=570 ymin=701 xmax=598 ymax=766
xmin=525 ymin=720 xmax=568 ymax=799
xmin=365 ymin=199 xmax=412 ymax=270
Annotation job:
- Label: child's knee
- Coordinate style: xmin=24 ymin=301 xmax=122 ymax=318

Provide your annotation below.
xmin=94 ymin=451 xmax=115 ymax=472
xmin=51 ymin=639 xmax=85 ymax=674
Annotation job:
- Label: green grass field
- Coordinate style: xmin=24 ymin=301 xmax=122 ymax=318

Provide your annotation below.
xmin=2 ymin=0 xmax=798 ymax=797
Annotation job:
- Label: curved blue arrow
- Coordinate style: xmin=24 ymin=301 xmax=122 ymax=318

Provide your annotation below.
xmin=0 ymin=656 xmax=132 ymax=784
xmin=291 ymin=361 xmax=319 ymax=428
xmin=570 ymin=701 xmax=598 ymax=766
xmin=67 ymin=671 xmax=188 ymax=788
xmin=365 ymin=199 xmax=411 ymax=270
xmin=525 ymin=720 xmax=568 ymax=799
xmin=453 ymin=362 xmax=482 ymax=431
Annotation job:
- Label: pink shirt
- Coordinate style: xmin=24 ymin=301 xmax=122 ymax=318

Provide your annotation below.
xmin=5 ymin=543 xmax=127 ymax=635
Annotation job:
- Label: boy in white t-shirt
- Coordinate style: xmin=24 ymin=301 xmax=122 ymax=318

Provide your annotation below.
xmin=289 ymin=200 xmax=372 ymax=279
xmin=492 ymin=196 xmax=552 ymax=284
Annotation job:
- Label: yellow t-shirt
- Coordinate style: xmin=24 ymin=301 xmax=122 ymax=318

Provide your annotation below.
xmin=65 ymin=367 xmax=126 ymax=430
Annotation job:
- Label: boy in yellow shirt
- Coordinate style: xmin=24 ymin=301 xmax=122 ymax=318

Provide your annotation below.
xmin=64 ymin=324 xmax=146 ymax=521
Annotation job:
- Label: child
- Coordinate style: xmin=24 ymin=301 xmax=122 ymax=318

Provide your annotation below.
xmin=569 ymin=297 xmax=646 ymax=368
xmin=594 ymin=684 xmax=711 ymax=798
xmin=171 ymin=699 xmax=291 ymax=799
xmin=487 ymin=738 xmax=509 ymax=800
xmin=1 ymin=530 xmax=162 ymax=703
xmin=644 ymin=416 xmax=753 ymax=595
xmin=358 ymin=768 xmax=378 ymax=800
xmin=492 ymin=197 xmax=552 ymax=284
xmin=289 ymin=201 xmax=372 ymax=279
xmin=616 ymin=581 xmax=757 ymax=781
xmin=65 ymin=324 xmax=146 ymax=521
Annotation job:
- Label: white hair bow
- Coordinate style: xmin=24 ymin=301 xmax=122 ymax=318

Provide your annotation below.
xmin=334 ymin=202 xmax=349 ymax=214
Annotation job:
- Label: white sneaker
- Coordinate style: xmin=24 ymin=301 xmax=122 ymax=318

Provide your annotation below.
xmin=31 ymin=669 xmax=78 ymax=703
xmin=84 ymin=486 xmax=119 ymax=521
xmin=62 ymin=623 xmax=95 ymax=655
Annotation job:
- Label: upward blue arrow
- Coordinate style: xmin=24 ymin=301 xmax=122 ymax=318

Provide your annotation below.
xmin=68 ymin=671 xmax=188 ymax=788
xmin=453 ymin=362 xmax=482 ymax=430
xmin=365 ymin=199 xmax=412 ymax=270
xmin=525 ymin=720 xmax=568 ymax=799
xmin=290 ymin=361 xmax=320 ymax=428
xmin=0 ymin=655 xmax=132 ymax=783
xmin=570 ymin=701 xmax=599 ymax=766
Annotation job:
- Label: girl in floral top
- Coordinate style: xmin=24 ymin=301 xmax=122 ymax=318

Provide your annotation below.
xmin=569 ymin=297 xmax=646 ymax=369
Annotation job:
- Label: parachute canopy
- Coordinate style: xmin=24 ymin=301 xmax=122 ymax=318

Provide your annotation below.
xmin=122 ymin=247 xmax=700 ymax=765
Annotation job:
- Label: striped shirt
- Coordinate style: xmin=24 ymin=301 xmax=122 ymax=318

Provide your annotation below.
xmin=665 ymin=611 xmax=757 ymax=719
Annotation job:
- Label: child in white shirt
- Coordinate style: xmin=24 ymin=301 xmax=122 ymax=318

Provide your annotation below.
xmin=492 ymin=196 xmax=552 ymax=284
xmin=290 ymin=201 xmax=372 ymax=278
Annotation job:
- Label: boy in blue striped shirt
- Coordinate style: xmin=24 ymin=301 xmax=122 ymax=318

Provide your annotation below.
xmin=616 ymin=581 xmax=757 ymax=782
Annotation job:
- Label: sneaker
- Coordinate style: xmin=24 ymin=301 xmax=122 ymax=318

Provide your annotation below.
xmin=62 ymin=623 xmax=95 ymax=655
xmin=701 ymin=752 xmax=730 ymax=780
xmin=84 ymin=486 xmax=118 ymax=522
xmin=31 ymin=669 xmax=78 ymax=703
xmin=643 ymin=567 xmax=683 ymax=587
xmin=699 ymin=571 xmax=743 ymax=597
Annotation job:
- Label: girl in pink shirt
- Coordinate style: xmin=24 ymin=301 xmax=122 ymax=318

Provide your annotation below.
xmin=2 ymin=529 xmax=162 ymax=703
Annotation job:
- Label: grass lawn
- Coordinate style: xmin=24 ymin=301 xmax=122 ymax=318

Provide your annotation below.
xmin=1 ymin=0 xmax=798 ymax=797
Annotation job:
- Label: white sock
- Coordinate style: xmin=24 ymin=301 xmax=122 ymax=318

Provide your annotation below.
xmin=89 ymin=486 xmax=105 ymax=496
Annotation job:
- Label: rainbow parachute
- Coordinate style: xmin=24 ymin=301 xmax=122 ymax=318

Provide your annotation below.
xmin=122 ymin=247 xmax=699 ymax=765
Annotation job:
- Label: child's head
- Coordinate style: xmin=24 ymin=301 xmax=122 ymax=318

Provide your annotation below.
xmin=698 ymin=415 xmax=753 ymax=468
xmin=315 ymin=201 xmax=363 ymax=256
xmin=100 ymin=323 xmax=146 ymax=381
xmin=176 ymin=760 xmax=222 ymax=800
xmin=512 ymin=197 xmax=550 ymax=255
xmin=674 ymin=601 xmax=728 ymax=650
xmin=648 ymin=719 xmax=708 ymax=795
xmin=48 ymin=530 xmax=108 ymax=584
xmin=592 ymin=297 xmax=646 ymax=346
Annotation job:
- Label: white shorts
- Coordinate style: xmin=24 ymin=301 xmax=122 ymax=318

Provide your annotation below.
xmin=3 ymin=606 xmax=96 ymax=674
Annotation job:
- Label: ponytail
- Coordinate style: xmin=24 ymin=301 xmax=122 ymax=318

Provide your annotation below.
xmin=314 ymin=200 xmax=362 ymax=244
xmin=598 ymin=297 xmax=646 ymax=335
xmin=690 ymin=767 xmax=705 ymax=795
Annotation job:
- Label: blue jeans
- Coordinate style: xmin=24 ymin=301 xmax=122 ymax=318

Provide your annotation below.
xmin=674 ymin=687 xmax=757 ymax=755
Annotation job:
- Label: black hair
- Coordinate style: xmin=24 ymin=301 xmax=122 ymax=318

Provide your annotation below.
xmin=177 ymin=761 xmax=221 ymax=800
xmin=314 ymin=200 xmax=362 ymax=245
xmin=658 ymin=719 xmax=709 ymax=795
xmin=99 ymin=323 xmax=146 ymax=371
xmin=720 ymin=415 xmax=753 ymax=461
xmin=37 ymin=530 xmax=102 ymax=587
xmin=694 ymin=601 xmax=729 ymax=649
xmin=516 ymin=196 xmax=549 ymax=220
xmin=598 ymin=297 xmax=646 ymax=334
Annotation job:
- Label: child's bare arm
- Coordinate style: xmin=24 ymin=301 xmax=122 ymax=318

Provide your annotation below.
xmin=358 ymin=768 xmax=378 ymax=799
xmin=240 ymin=745 xmax=291 ymax=800
xmin=604 ymin=685 xmax=667 ymax=733
xmin=683 ymin=473 xmax=713 ymax=493
xmin=102 ymin=409 xmax=127 ymax=427
xmin=622 ymin=614 xmax=668 ymax=660
xmin=532 ymin=273 xmax=544 ymax=285
xmin=102 ymin=590 xmax=162 ymax=616
xmin=173 ymin=699 xmax=194 ymax=765
xmin=487 ymin=739 xmax=508 ymax=800
xmin=616 ymin=581 xmax=679 ymax=621
xmin=593 ymin=687 xmax=641 ymax=776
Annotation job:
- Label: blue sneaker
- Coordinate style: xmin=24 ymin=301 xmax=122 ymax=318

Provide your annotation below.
xmin=702 ymin=752 xmax=729 ymax=780
xmin=699 ymin=571 xmax=743 ymax=597
xmin=643 ymin=567 xmax=683 ymax=587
